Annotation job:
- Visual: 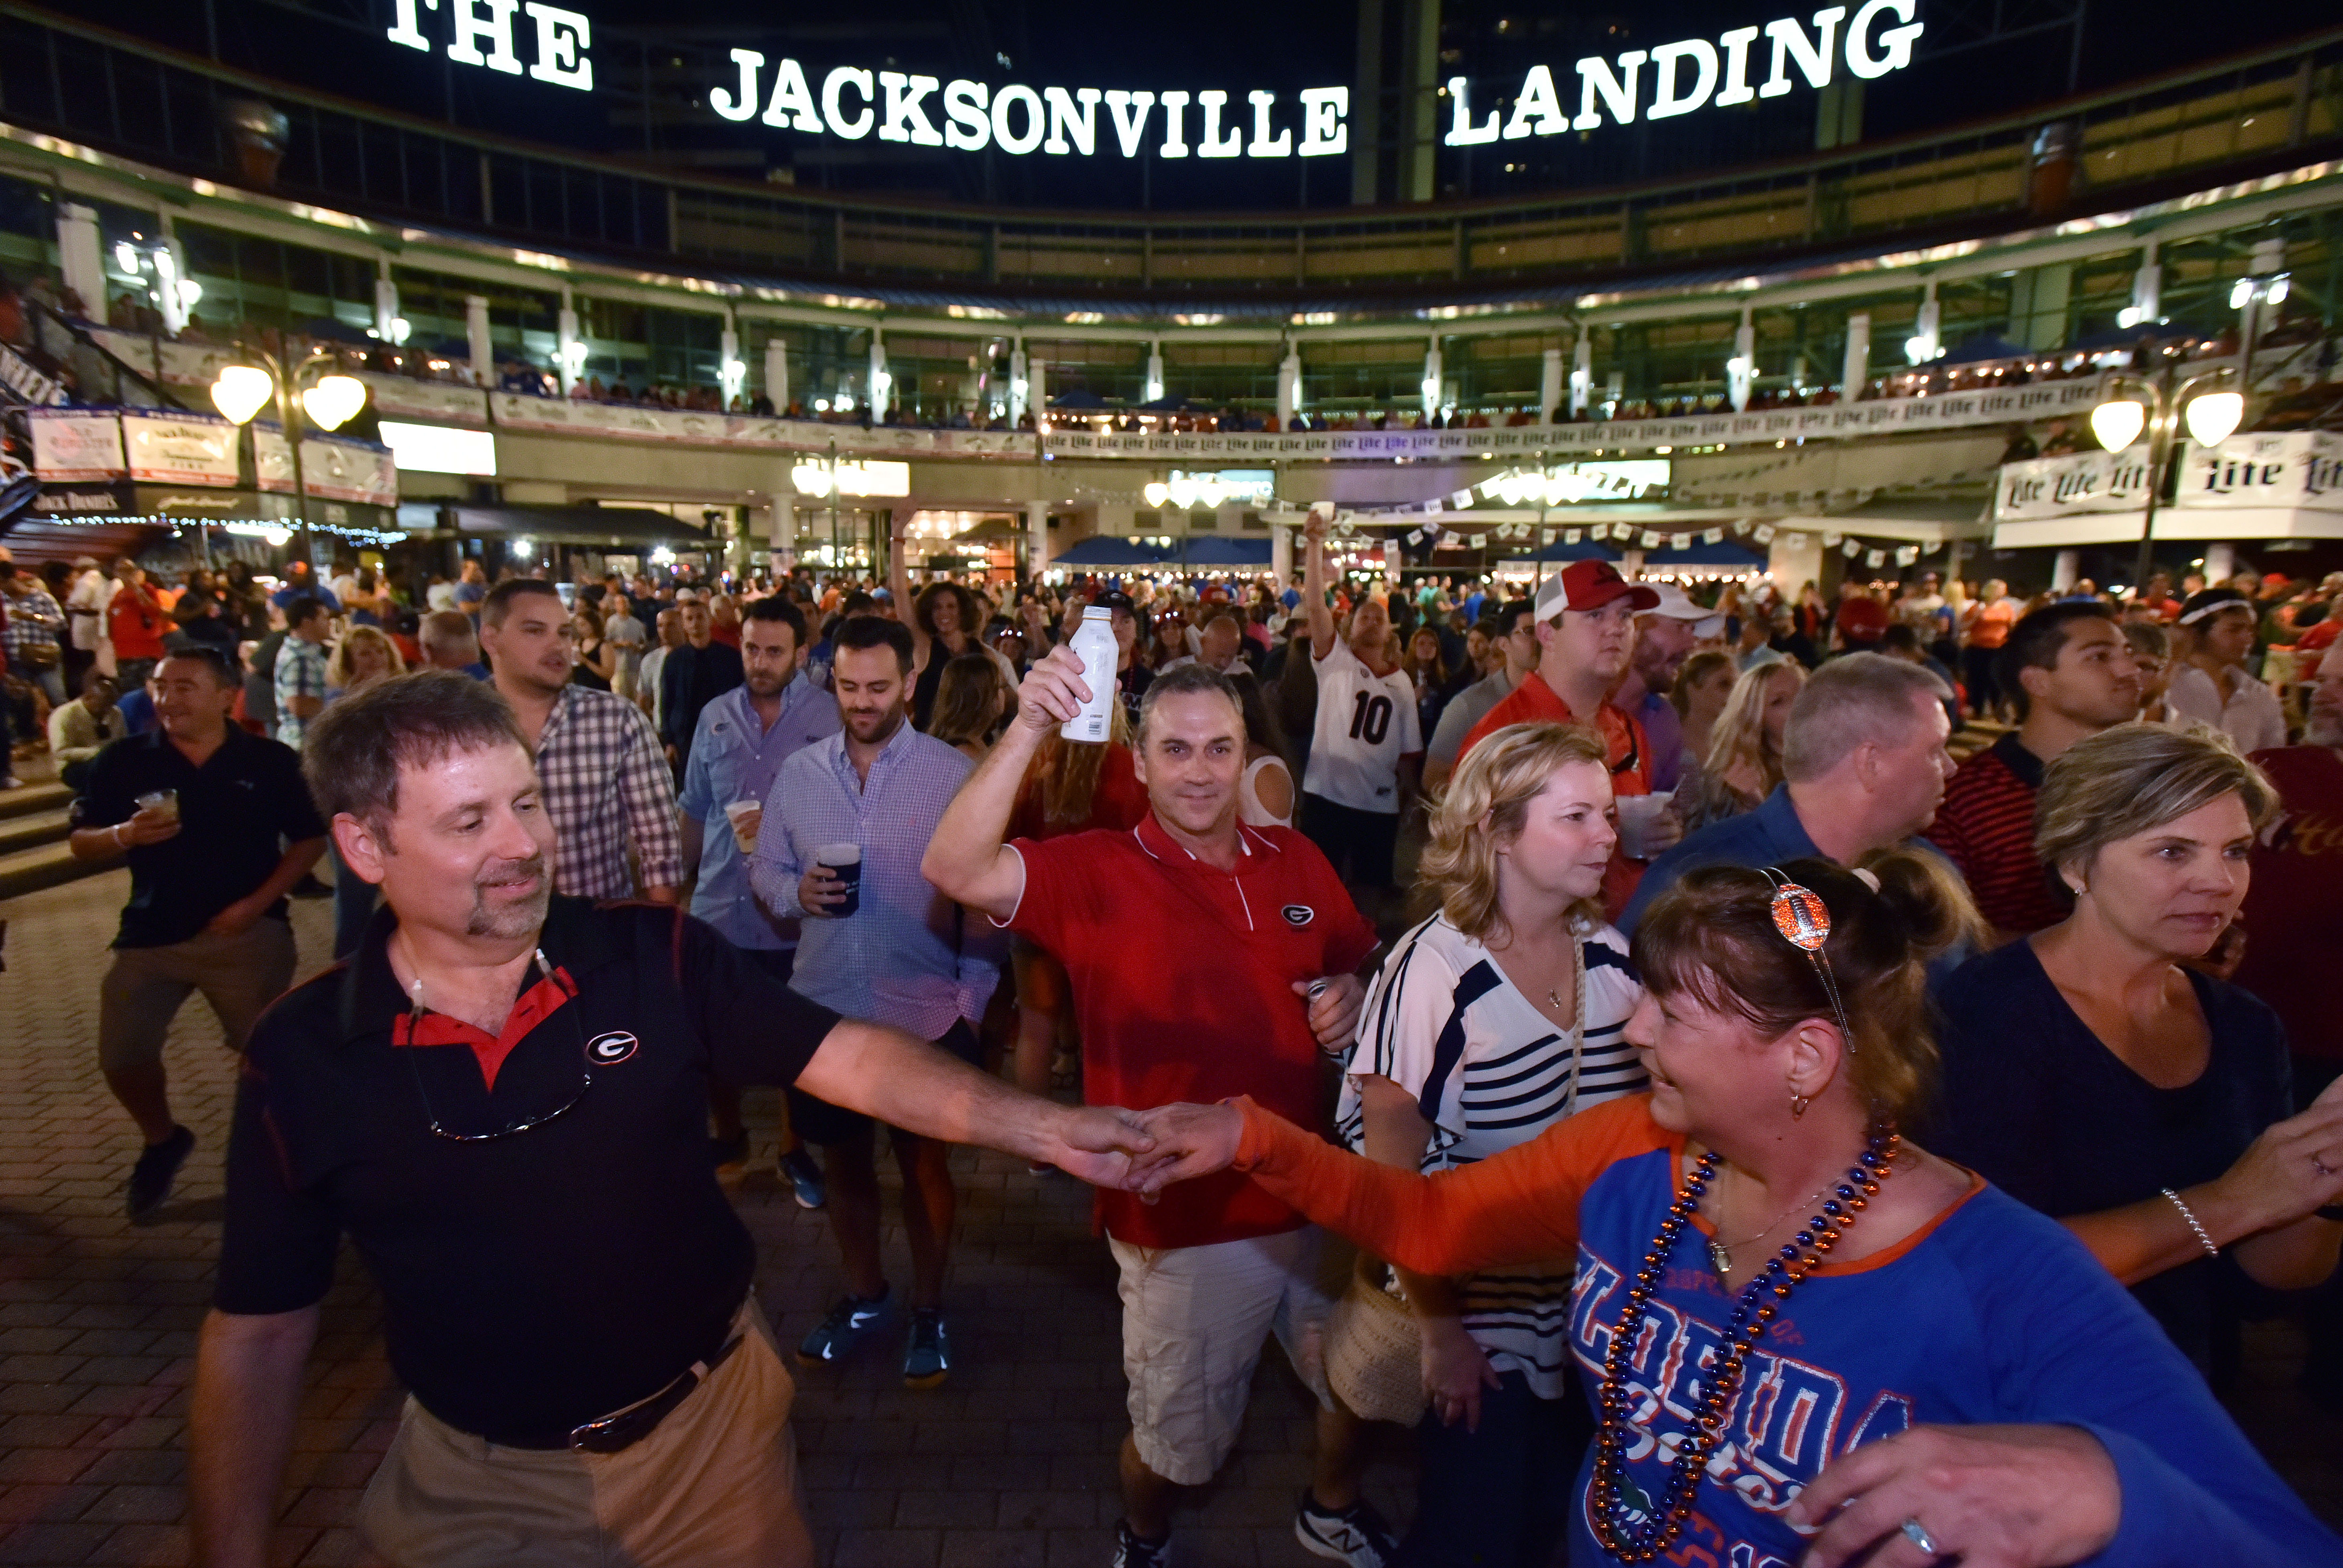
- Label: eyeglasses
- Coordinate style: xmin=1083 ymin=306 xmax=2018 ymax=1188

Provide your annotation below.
xmin=403 ymin=948 xmax=594 ymax=1140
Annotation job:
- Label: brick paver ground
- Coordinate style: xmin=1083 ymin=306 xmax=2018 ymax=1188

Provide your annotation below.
xmin=4 ymin=868 xmax=2342 ymax=1565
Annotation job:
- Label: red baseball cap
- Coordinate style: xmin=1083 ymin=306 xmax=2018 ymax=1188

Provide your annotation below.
xmin=1534 ymin=559 xmax=1662 ymax=618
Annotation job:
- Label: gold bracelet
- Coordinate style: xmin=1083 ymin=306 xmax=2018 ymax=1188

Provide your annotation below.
xmin=2161 ymin=1188 xmax=2218 ymax=1258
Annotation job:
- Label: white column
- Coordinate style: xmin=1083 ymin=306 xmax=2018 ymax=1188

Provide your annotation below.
xmin=1029 ymin=358 xmax=1047 ymax=424
xmin=375 ymin=268 xmax=400 ymax=344
xmin=1143 ymin=343 xmax=1165 ymax=404
xmin=465 ymin=294 xmax=494 ymax=384
xmin=54 ymin=204 xmax=103 ymax=321
xmin=1277 ymin=347 xmax=1301 ymax=425
xmin=1842 ymin=312 xmax=1870 ymax=396
xmin=720 ymin=323 xmax=745 ymax=404
xmin=2202 ymin=542 xmax=2236 ymax=584
xmin=1008 ymin=346 xmax=1029 ymax=424
xmin=2052 ymin=549 xmax=2079 ymax=593
xmin=1539 ymin=348 xmax=1564 ymax=424
xmin=1271 ymin=522 xmax=1294 ymax=586
xmin=764 ymin=337 xmax=790 ymax=412
xmin=1570 ymin=333 xmax=1593 ymax=416
xmin=1728 ymin=314 xmax=1756 ymax=413
xmin=867 ymin=330 xmax=890 ymax=419
xmin=1026 ymin=500 xmax=1050 ymax=576
xmin=556 ymin=303 xmax=582 ymax=394
xmin=1421 ymin=341 xmax=1442 ymax=420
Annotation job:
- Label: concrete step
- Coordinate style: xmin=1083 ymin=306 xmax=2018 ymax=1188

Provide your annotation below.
xmin=0 ymin=807 xmax=71 ymax=858
xmin=0 ymin=780 xmax=71 ymax=822
xmin=0 ymin=838 xmax=103 ymax=903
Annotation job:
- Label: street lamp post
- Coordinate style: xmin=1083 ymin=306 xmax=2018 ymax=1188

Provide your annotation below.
xmin=2090 ymin=364 xmax=2243 ymax=593
xmin=208 ymin=343 xmax=368 ymax=566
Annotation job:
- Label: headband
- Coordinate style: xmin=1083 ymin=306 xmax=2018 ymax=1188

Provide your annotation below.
xmin=1760 ymin=868 xmax=1856 ymax=1054
xmin=2176 ymin=594 xmax=2248 ymax=626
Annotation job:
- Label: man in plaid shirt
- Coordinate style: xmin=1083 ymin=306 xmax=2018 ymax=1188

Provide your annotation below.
xmin=479 ymin=579 xmax=680 ymax=901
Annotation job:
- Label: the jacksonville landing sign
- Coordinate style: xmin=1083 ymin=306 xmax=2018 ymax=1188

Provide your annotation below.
xmin=382 ymin=2 xmax=1924 ymax=158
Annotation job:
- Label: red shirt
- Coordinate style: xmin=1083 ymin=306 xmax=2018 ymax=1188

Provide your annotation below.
xmin=1457 ymin=672 xmax=1652 ymax=921
xmin=1005 ymin=813 xmax=1377 ymax=1248
xmin=107 ymin=582 xmax=167 ymax=663
xmin=2237 ymin=746 xmax=2343 ymax=1059
xmin=1835 ymin=597 xmax=1889 ymax=645
xmin=1925 ymin=732 xmax=2067 ymax=938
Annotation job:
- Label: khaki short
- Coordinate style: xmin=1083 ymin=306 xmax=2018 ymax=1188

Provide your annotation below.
xmin=97 ymin=919 xmax=296 ymax=1075
xmin=1111 ymin=1225 xmax=1338 ymax=1487
xmin=356 ymin=1297 xmax=811 ymax=1568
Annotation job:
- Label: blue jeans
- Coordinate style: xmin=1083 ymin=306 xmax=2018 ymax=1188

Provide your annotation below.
xmin=1396 ymin=1368 xmax=1593 ymax=1568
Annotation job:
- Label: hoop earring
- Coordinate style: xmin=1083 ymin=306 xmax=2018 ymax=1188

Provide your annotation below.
xmin=1790 ymin=1092 xmax=1811 ymax=1120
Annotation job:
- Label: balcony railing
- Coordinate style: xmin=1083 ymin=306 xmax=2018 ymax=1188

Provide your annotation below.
xmin=0 ymin=4 xmax=2336 ymax=305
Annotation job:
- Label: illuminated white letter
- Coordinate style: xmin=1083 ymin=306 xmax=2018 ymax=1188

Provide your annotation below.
xmin=1572 ymin=51 xmax=1647 ymax=129
xmin=1247 ymin=91 xmax=1291 ymax=156
xmin=1043 ymin=87 xmax=1102 ymax=155
xmin=1158 ymin=90 xmax=1191 ymax=157
xmin=709 ymin=48 xmax=762 ymax=121
xmin=1645 ymin=38 xmax=1716 ymax=118
xmin=764 ymin=59 xmax=823 ymax=131
xmin=1196 ymin=91 xmax=1242 ymax=157
xmin=822 ymin=66 xmax=875 ymax=139
xmin=523 ymin=2 xmax=590 ymax=89
xmin=1103 ymin=91 xmax=1156 ymax=157
xmin=386 ymin=0 xmax=435 ymax=52
xmin=1503 ymin=65 xmax=1566 ymax=137
xmin=943 ymin=80 xmax=991 ymax=149
xmin=879 ymin=72 xmax=944 ymax=144
xmin=991 ymin=85 xmax=1045 ymax=154
xmin=1761 ymin=8 xmax=1847 ymax=97
xmin=1714 ymin=26 xmax=1760 ymax=105
xmin=1444 ymin=76 xmax=1500 ymax=145
xmin=1845 ymin=0 xmax=1923 ymax=79
xmin=1297 ymin=87 xmax=1348 ymax=156
xmin=446 ymin=0 xmax=522 ymax=74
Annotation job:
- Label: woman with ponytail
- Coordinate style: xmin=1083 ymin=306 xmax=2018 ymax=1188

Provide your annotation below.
xmin=1124 ymin=852 xmax=2341 ymax=1568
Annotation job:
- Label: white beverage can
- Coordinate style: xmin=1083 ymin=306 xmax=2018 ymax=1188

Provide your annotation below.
xmin=1060 ymin=606 xmax=1119 ymax=744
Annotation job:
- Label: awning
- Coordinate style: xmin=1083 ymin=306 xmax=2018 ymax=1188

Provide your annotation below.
xmin=1175 ymin=537 xmax=1272 ymax=567
xmin=1506 ymin=537 xmax=1623 ymax=563
xmin=450 ymin=505 xmax=714 ymax=547
xmin=1053 ymin=535 xmax=1169 ymax=566
xmin=1641 ymin=541 xmax=1768 ymax=568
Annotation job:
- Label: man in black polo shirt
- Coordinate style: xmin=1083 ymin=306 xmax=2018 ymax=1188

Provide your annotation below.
xmin=67 ymin=645 xmax=327 ymax=1221
xmin=188 ymin=671 xmax=1154 ymax=1568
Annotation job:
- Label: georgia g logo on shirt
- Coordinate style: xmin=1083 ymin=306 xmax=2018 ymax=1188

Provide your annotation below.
xmin=1281 ymin=905 xmax=1315 ymax=928
xmin=586 ymin=1031 xmax=639 ymax=1065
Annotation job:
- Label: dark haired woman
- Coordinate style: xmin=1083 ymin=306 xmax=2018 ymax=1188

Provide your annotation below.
xmin=1128 ymin=855 xmax=2341 ymax=1567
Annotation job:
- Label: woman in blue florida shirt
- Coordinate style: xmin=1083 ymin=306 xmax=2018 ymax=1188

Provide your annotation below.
xmin=1131 ymin=851 xmax=2343 ymax=1568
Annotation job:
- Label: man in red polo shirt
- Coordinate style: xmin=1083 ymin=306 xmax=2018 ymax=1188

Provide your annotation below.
xmin=925 ymin=657 xmax=1393 ymax=1568
xmin=1460 ymin=559 xmax=1671 ymax=915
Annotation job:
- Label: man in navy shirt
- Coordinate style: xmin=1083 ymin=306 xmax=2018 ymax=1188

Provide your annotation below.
xmin=189 ymin=671 xmax=1155 ymax=1568
xmin=1623 ymin=653 xmax=1956 ymax=932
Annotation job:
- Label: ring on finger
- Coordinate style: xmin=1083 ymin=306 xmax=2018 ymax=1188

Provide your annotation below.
xmin=2318 ymin=1156 xmax=2336 ymax=1179
xmin=1900 ymin=1518 xmax=1942 ymax=1557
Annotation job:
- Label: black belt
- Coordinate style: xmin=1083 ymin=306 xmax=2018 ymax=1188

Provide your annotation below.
xmin=487 ymin=1333 xmax=745 ymax=1454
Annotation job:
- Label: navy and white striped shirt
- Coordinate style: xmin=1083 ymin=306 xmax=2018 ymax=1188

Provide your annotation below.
xmin=1337 ymin=912 xmax=1645 ymax=1398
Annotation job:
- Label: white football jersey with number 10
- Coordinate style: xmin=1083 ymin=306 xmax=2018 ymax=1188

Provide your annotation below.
xmin=1303 ymin=640 xmax=1423 ymax=814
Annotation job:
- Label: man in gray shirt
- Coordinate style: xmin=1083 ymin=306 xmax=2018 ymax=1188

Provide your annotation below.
xmin=1424 ymin=596 xmax=1537 ymax=794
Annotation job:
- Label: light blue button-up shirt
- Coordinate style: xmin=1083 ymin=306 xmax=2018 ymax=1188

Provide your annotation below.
xmin=677 ymin=673 xmax=840 ymax=950
xmin=749 ymin=721 xmax=1003 ymax=1040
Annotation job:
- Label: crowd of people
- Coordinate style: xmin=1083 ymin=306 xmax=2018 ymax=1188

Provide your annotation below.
xmin=14 ymin=505 xmax=2341 ymax=1568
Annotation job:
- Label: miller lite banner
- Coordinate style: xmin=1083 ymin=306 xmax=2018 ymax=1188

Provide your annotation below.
xmin=1992 ymin=448 xmax=2160 ymax=521
xmin=2175 ymin=430 xmax=2343 ymax=513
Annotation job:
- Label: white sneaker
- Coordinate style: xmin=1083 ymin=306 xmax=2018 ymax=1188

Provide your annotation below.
xmin=1295 ymin=1491 xmax=1397 ymax=1568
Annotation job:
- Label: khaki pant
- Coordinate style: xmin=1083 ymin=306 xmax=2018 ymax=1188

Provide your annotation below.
xmin=1111 ymin=1226 xmax=1338 ymax=1487
xmin=97 ymin=919 xmax=297 ymax=1073
xmin=356 ymin=1298 xmax=811 ymax=1568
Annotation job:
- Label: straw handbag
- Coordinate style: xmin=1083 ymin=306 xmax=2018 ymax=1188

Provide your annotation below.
xmin=1323 ymin=1254 xmax=1426 ymax=1426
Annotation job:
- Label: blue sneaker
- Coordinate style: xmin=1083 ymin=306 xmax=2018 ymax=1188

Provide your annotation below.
xmin=796 ymin=1288 xmax=892 ymax=1366
xmin=779 ymin=1146 xmax=826 ymax=1210
xmin=902 ymin=1308 xmax=951 ymax=1388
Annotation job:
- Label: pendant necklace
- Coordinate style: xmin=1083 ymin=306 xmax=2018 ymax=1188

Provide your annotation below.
xmin=1704 ymin=1170 xmax=1833 ymax=1279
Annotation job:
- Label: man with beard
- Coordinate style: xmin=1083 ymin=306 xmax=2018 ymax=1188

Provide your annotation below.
xmin=923 ymin=655 xmax=1391 ymax=1568
xmin=479 ymin=579 xmax=680 ymax=904
xmin=190 ymin=671 xmax=1155 ymax=1568
xmin=677 ymin=596 xmax=837 ymax=1200
xmin=68 ymin=645 xmax=328 ymax=1218
xmin=1611 ymin=583 xmax=1722 ymax=793
xmin=748 ymin=616 xmax=999 ymax=1389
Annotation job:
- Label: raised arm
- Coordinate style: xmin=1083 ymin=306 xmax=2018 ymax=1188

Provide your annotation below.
xmin=1303 ymin=507 xmax=1337 ymax=659
xmin=921 ymin=641 xmax=1092 ymax=922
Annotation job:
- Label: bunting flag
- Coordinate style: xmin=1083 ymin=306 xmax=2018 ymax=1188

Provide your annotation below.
xmin=1822 ymin=532 xmax=1843 ymax=547
xmin=1865 ymin=549 xmax=1886 ymax=568
xmin=1406 ymin=529 xmax=1424 ymax=546
xmin=1842 ymin=539 xmax=1863 ymax=557
xmin=1469 ymin=533 xmax=1487 ymax=548
xmin=1640 ymin=529 xmax=1663 ymax=547
xmin=1564 ymin=528 xmax=1582 ymax=545
xmin=1754 ymin=524 xmax=1776 ymax=544
xmin=1702 ymin=528 xmax=1724 ymax=544
xmin=1896 ymin=545 xmax=1919 ymax=567
xmin=1451 ymin=488 xmax=1477 ymax=509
